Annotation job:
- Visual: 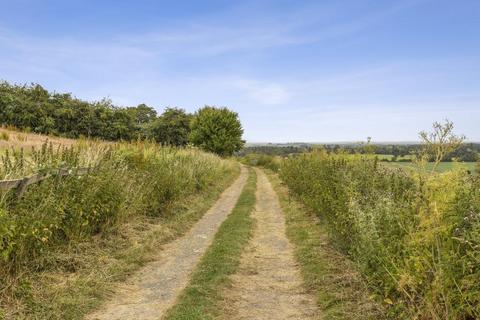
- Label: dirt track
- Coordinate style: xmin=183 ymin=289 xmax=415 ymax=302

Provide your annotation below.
xmin=221 ymin=168 xmax=319 ymax=319
xmin=87 ymin=166 xmax=248 ymax=320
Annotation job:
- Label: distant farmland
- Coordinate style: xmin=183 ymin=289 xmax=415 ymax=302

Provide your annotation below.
xmin=387 ymin=161 xmax=477 ymax=173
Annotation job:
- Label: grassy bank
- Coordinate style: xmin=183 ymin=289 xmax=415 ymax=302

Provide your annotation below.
xmin=280 ymin=151 xmax=480 ymax=319
xmin=0 ymin=140 xmax=239 ymax=319
xmin=266 ymin=171 xmax=384 ymax=320
xmin=164 ymin=168 xmax=256 ymax=320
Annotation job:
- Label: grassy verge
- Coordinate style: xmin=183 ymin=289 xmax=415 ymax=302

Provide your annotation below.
xmin=1 ymin=163 xmax=240 ymax=320
xmin=164 ymin=168 xmax=257 ymax=320
xmin=266 ymin=170 xmax=386 ymax=320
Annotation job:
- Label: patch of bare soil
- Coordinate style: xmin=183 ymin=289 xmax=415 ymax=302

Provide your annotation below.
xmin=86 ymin=166 xmax=248 ymax=320
xmin=222 ymin=168 xmax=319 ymax=320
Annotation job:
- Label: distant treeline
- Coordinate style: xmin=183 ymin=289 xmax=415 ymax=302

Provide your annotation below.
xmin=327 ymin=143 xmax=480 ymax=162
xmin=0 ymin=81 xmax=186 ymax=142
xmin=238 ymin=145 xmax=312 ymax=156
xmin=241 ymin=143 xmax=480 ymax=162
xmin=0 ymin=81 xmax=245 ymax=156
xmin=0 ymin=82 xmax=157 ymax=140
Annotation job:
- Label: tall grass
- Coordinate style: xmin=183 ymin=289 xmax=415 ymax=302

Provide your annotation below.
xmin=240 ymin=153 xmax=281 ymax=172
xmin=280 ymin=150 xmax=480 ymax=319
xmin=0 ymin=141 xmax=236 ymax=309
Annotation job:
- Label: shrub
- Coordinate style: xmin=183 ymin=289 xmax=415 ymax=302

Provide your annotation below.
xmin=150 ymin=107 xmax=191 ymax=146
xmin=281 ymin=151 xmax=480 ymax=319
xmin=190 ymin=106 xmax=244 ymax=157
xmin=0 ymin=141 xmax=234 ymax=271
xmin=241 ymin=153 xmax=281 ymax=172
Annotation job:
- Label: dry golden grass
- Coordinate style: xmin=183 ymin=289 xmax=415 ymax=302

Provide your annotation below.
xmin=0 ymin=127 xmax=76 ymax=152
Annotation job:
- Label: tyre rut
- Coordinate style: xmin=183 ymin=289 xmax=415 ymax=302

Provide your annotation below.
xmin=87 ymin=166 xmax=249 ymax=320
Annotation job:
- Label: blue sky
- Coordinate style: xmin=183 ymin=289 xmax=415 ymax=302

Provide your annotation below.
xmin=1 ymin=0 xmax=479 ymax=142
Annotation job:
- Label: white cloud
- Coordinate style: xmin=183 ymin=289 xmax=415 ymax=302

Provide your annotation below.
xmin=231 ymin=79 xmax=291 ymax=106
xmin=0 ymin=0 xmax=478 ymax=142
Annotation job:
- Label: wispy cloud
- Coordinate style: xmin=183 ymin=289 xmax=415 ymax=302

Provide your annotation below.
xmin=231 ymin=79 xmax=291 ymax=106
xmin=0 ymin=0 xmax=478 ymax=141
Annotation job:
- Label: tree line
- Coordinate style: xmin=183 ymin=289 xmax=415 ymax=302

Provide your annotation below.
xmin=241 ymin=142 xmax=480 ymax=162
xmin=0 ymin=81 xmax=244 ymax=156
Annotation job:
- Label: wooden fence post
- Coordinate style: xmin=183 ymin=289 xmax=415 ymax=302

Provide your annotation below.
xmin=1 ymin=166 xmax=95 ymax=199
xmin=16 ymin=176 xmax=30 ymax=198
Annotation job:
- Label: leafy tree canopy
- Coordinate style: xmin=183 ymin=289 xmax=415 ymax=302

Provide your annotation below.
xmin=0 ymin=82 xmax=246 ymax=155
xmin=189 ymin=106 xmax=244 ymax=156
xmin=151 ymin=107 xmax=191 ymax=146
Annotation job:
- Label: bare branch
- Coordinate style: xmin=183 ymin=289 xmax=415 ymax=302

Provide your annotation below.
xmin=418 ymin=119 xmax=465 ymax=172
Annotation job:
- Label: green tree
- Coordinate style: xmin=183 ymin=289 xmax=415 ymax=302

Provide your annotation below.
xmin=189 ymin=106 xmax=244 ymax=156
xmin=127 ymin=104 xmax=157 ymax=139
xmin=128 ymin=104 xmax=157 ymax=126
xmin=151 ymin=107 xmax=192 ymax=146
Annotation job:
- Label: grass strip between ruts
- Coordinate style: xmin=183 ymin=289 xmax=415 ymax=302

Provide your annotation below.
xmin=266 ymin=170 xmax=386 ymax=320
xmin=164 ymin=167 xmax=257 ymax=320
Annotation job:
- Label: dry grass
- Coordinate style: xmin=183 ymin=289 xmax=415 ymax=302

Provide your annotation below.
xmin=0 ymin=127 xmax=76 ymax=152
xmin=0 ymin=129 xmax=241 ymax=319
xmin=1 ymin=163 xmax=240 ymax=319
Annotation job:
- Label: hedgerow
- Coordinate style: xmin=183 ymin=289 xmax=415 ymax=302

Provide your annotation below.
xmin=280 ymin=151 xmax=480 ymax=319
xmin=0 ymin=141 xmax=234 ymax=278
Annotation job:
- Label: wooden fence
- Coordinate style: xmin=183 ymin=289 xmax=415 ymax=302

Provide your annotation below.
xmin=0 ymin=167 xmax=93 ymax=197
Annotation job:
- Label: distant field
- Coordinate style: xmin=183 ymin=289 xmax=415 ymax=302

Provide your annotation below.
xmin=376 ymin=154 xmax=414 ymax=161
xmin=0 ymin=127 xmax=76 ymax=152
xmin=387 ymin=161 xmax=477 ymax=173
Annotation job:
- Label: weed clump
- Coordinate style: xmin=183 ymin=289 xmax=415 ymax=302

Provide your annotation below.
xmin=0 ymin=132 xmax=9 ymax=141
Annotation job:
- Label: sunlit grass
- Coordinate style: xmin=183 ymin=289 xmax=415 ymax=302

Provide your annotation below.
xmin=386 ymin=161 xmax=477 ymax=173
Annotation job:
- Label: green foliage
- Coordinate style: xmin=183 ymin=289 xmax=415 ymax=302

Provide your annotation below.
xmin=0 ymin=81 xmax=151 ymax=141
xmin=127 ymin=103 xmax=158 ymax=138
xmin=238 ymin=144 xmax=312 ymax=156
xmin=129 ymin=103 xmax=157 ymax=125
xmin=189 ymin=106 xmax=244 ymax=157
xmin=242 ymin=142 xmax=480 ymax=162
xmin=268 ymin=171 xmax=384 ymax=319
xmin=240 ymin=153 xmax=281 ymax=172
xmin=0 ymin=141 xmax=233 ymax=275
xmin=280 ymin=152 xmax=480 ymax=319
xmin=0 ymin=82 xmax=246 ymax=153
xmin=418 ymin=119 xmax=465 ymax=171
xmin=151 ymin=107 xmax=192 ymax=146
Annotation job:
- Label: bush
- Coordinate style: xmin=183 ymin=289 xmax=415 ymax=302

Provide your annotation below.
xmin=190 ymin=106 xmax=244 ymax=156
xmin=150 ymin=107 xmax=191 ymax=146
xmin=0 ymin=141 xmax=234 ymax=271
xmin=281 ymin=151 xmax=480 ymax=319
xmin=241 ymin=153 xmax=281 ymax=172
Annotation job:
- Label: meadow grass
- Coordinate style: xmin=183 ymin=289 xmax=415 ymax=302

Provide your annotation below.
xmin=164 ymin=168 xmax=256 ymax=320
xmin=280 ymin=151 xmax=480 ymax=319
xmin=10 ymin=168 xmax=238 ymax=319
xmin=266 ymin=170 xmax=385 ymax=320
xmin=0 ymin=139 xmax=239 ymax=319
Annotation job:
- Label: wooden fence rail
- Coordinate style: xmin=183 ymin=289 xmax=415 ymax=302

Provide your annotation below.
xmin=0 ymin=167 xmax=93 ymax=197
